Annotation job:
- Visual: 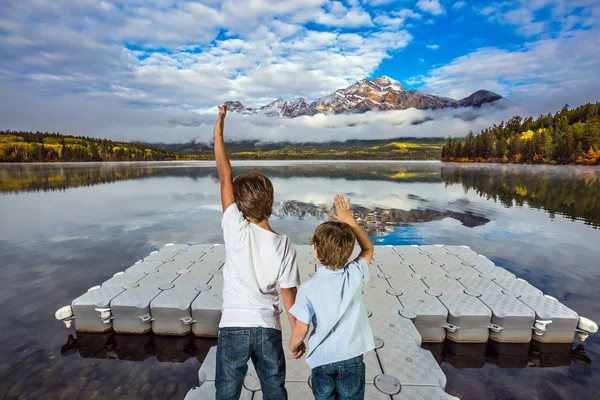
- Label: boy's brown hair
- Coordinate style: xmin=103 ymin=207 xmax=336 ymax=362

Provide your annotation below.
xmin=310 ymin=221 xmax=356 ymax=270
xmin=233 ymin=172 xmax=274 ymax=222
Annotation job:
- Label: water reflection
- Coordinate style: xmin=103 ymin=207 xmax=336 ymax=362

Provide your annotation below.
xmin=441 ymin=164 xmax=600 ymax=228
xmin=421 ymin=341 xmax=592 ymax=369
xmin=2 ymin=162 xmax=598 ymax=228
xmin=1 ymin=162 xmax=599 ymax=400
xmin=0 ymin=161 xmax=442 ymax=193
xmin=61 ymin=333 xmax=216 ymax=363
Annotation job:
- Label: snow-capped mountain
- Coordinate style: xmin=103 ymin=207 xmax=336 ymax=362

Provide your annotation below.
xmin=225 ymin=76 xmax=503 ymax=118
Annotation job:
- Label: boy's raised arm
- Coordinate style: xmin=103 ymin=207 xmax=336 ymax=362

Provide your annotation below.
xmin=213 ymin=105 xmax=235 ymax=211
xmin=330 ymin=194 xmax=374 ymax=265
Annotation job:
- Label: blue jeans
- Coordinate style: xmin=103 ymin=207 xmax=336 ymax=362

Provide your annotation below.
xmin=311 ymin=355 xmax=365 ymax=400
xmin=216 ymin=327 xmax=287 ymax=400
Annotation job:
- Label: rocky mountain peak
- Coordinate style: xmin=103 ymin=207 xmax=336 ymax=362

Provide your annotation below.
xmin=371 ymin=76 xmax=406 ymax=92
xmin=225 ymin=77 xmax=503 ymax=118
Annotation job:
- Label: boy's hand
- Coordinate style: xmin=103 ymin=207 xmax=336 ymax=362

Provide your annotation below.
xmin=218 ymin=104 xmax=227 ymax=120
xmin=290 ymin=341 xmax=306 ymax=359
xmin=330 ymin=194 xmax=356 ymax=226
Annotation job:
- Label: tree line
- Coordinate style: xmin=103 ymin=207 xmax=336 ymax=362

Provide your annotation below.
xmin=441 ymin=102 xmax=600 ymax=165
xmin=0 ymin=131 xmax=176 ymax=162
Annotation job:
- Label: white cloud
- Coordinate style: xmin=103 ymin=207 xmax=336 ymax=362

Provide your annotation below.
xmin=374 ymin=8 xmax=422 ymax=28
xmin=478 ymin=0 xmax=599 ymax=37
xmin=411 ymin=25 xmax=600 ymax=112
xmin=426 ymin=44 xmax=440 ymax=49
xmin=0 ymin=0 xmax=412 ymax=110
xmin=312 ymin=2 xmax=373 ymax=27
xmin=416 ymin=0 xmax=445 ymax=16
xmin=452 ymin=1 xmax=466 ymax=10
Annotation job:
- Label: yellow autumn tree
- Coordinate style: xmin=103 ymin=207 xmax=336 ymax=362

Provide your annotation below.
xmin=576 ymin=147 xmax=600 ymax=165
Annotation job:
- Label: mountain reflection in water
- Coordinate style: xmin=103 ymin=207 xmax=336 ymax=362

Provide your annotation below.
xmin=275 ymin=200 xmax=490 ymax=235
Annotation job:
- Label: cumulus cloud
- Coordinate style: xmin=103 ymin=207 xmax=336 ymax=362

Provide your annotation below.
xmin=411 ymin=25 xmax=600 ymax=112
xmin=416 ymin=0 xmax=445 ymax=16
xmin=426 ymin=44 xmax=439 ymax=50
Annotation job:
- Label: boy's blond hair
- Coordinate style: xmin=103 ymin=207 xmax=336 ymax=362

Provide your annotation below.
xmin=310 ymin=222 xmax=356 ymax=270
xmin=233 ymin=172 xmax=274 ymax=222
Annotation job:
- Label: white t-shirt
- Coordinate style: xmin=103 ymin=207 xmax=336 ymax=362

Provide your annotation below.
xmin=219 ymin=203 xmax=300 ymax=330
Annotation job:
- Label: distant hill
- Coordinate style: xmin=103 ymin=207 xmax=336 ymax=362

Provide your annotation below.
xmin=0 ymin=130 xmax=447 ymax=162
xmin=225 ymin=76 xmax=503 ymax=118
xmin=154 ymin=137 xmax=447 ymax=160
xmin=0 ymin=131 xmax=174 ymax=162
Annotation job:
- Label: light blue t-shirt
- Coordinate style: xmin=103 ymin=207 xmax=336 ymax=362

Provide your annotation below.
xmin=289 ymin=257 xmax=375 ymax=369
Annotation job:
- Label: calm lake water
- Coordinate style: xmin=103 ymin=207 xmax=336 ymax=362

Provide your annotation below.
xmin=0 ymin=161 xmax=599 ymax=400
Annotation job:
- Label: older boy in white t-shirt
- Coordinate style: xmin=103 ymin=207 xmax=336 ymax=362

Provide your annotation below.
xmin=212 ymin=104 xmax=304 ymax=400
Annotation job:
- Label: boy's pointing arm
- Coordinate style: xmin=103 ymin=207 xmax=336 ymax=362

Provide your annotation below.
xmin=213 ymin=104 xmax=235 ymax=212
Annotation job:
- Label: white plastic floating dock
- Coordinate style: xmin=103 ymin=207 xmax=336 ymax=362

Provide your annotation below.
xmin=56 ymin=243 xmax=598 ymax=400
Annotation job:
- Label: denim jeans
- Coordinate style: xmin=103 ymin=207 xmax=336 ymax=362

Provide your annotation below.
xmin=216 ymin=327 xmax=287 ymax=400
xmin=311 ymin=355 xmax=365 ymax=400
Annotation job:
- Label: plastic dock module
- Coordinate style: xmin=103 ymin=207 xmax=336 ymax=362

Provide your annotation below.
xmin=125 ymin=259 xmax=164 ymax=274
xmin=418 ymin=245 xmax=452 ymax=261
xmin=191 ymin=270 xmax=224 ymax=336
xmin=363 ymin=275 xmax=422 ymax=346
xmin=195 ymin=246 xmax=226 ymax=270
xmin=379 ymin=263 xmax=429 ymax=293
xmin=397 ymin=250 xmax=438 ymax=271
xmin=422 ymin=274 xmax=468 ymax=294
xmin=173 ymin=244 xmax=214 ymax=263
xmin=441 ymin=263 xmax=484 ymax=280
xmin=478 ymin=293 xmax=536 ymax=343
xmin=144 ymin=248 xmax=181 ymax=262
xmin=437 ymin=292 xmax=492 ymax=343
xmin=375 ymin=342 xmax=446 ymax=389
xmin=371 ymin=252 xmax=401 ymax=268
xmin=518 ymin=294 xmax=579 ymax=343
xmin=150 ymin=277 xmax=211 ymax=336
xmin=493 ymin=277 xmax=544 ymax=297
xmin=395 ymin=289 xmax=449 ymax=343
xmin=365 ymin=384 xmax=392 ymax=399
xmin=102 ymin=271 xmax=147 ymax=287
xmin=71 ymin=285 xmax=125 ymax=332
xmin=155 ymin=259 xmax=194 ymax=274
xmin=138 ymin=271 xmax=180 ymax=286
xmin=109 ymin=283 xmax=163 ymax=334
xmin=409 ymin=259 xmax=449 ymax=277
xmin=458 ymin=276 xmax=505 ymax=295
xmin=373 ymin=245 xmax=398 ymax=259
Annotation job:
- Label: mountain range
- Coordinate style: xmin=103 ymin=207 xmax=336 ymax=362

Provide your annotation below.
xmin=225 ymin=76 xmax=503 ymax=118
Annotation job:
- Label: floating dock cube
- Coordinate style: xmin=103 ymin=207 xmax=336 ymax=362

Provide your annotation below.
xmin=60 ymin=243 xmax=596 ymax=400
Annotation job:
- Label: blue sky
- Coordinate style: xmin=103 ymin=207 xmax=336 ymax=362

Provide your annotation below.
xmin=0 ymin=0 xmax=599 ymax=142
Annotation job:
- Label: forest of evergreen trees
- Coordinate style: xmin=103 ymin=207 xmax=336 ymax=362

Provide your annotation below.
xmin=0 ymin=131 xmax=175 ymax=162
xmin=441 ymin=102 xmax=600 ymax=165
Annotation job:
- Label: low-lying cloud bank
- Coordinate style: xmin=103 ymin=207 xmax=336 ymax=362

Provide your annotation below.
xmin=0 ymin=82 xmax=525 ymax=144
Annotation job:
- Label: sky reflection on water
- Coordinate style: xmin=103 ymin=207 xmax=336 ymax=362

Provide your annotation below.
xmin=0 ymin=161 xmax=599 ymax=399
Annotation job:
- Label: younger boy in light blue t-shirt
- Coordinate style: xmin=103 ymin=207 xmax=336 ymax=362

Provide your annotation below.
xmin=289 ymin=194 xmax=375 ymax=399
